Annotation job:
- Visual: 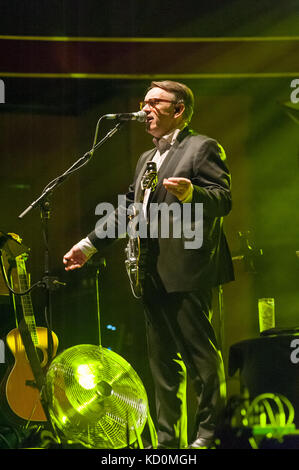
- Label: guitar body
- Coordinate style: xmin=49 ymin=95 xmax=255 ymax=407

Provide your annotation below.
xmin=125 ymin=161 xmax=158 ymax=299
xmin=5 ymin=327 xmax=58 ymax=422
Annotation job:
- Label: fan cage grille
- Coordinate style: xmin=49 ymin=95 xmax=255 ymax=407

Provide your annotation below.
xmin=45 ymin=345 xmax=148 ymax=449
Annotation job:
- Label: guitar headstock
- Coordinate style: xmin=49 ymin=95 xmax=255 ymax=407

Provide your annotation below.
xmin=8 ymin=232 xmax=22 ymax=244
xmin=10 ymin=236 xmax=29 ymax=275
xmin=0 ymin=231 xmax=30 ymax=271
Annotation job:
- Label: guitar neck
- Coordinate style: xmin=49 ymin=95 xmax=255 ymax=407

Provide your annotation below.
xmin=16 ymin=258 xmax=39 ymax=346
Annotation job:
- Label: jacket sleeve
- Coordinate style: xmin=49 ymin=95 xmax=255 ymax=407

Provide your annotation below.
xmin=191 ymin=139 xmax=232 ymax=218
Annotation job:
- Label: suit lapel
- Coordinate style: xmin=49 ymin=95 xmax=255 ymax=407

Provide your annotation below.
xmin=151 ymin=140 xmax=182 ymax=203
xmin=151 ymin=127 xmax=193 ymax=203
xmin=134 ymin=127 xmax=193 ymax=203
xmin=158 ymin=126 xmax=192 ymax=178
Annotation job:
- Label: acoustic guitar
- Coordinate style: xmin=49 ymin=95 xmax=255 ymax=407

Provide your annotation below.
xmin=5 ymin=253 xmax=58 ymax=422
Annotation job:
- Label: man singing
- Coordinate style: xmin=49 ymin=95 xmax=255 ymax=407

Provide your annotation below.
xmin=63 ymin=80 xmax=234 ymax=449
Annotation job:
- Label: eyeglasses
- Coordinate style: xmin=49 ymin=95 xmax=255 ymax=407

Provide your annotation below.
xmin=139 ymin=99 xmax=177 ymax=110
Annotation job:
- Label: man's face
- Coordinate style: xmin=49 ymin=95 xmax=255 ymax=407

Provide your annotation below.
xmin=141 ymin=87 xmax=183 ymax=138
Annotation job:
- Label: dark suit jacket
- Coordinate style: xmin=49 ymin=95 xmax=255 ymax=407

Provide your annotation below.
xmin=88 ymin=127 xmax=234 ymax=292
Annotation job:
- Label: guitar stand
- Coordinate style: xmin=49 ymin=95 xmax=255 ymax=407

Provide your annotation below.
xmin=0 ymin=235 xmax=60 ymax=441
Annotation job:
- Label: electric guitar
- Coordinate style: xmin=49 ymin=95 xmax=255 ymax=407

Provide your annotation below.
xmin=5 ymin=253 xmax=58 ymax=422
xmin=125 ymin=161 xmax=157 ymax=299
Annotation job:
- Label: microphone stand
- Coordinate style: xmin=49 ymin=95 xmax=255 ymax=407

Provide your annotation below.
xmin=17 ymin=119 xmax=125 ymax=429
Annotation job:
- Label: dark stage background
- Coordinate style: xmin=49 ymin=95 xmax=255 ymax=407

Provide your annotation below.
xmin=0 ymin=0 xmax=298 ymax=439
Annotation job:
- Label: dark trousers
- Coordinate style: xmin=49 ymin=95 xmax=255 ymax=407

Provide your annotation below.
xmin=142 ymin=273 xmax=226 ymax=449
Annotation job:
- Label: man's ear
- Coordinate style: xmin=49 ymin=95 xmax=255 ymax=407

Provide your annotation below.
xmin=174 ymin=103 xmax=185 ymax=118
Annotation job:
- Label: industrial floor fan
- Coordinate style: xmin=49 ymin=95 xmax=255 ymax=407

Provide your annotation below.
xmin=44 ymin=344 xmax=151 ymax=449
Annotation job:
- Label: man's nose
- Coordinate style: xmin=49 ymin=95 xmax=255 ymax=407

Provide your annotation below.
xmin=142 ymin=102 xmax=151 ymax=112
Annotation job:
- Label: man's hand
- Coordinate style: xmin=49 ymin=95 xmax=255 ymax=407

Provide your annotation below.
xmin=163 ymin=177 xmax=193 ymax=202
xmin=63 ymin=244 xmax=88 ymax=271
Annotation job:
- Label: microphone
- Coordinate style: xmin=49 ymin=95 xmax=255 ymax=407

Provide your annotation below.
xmin=104 ymin=110 xmax=147 ymax=122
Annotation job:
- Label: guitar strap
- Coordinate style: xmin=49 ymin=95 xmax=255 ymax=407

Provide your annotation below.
xmin=18 ymin=318 xmax=60 ymax=439
xmin=18 ymin=318 xmax=60 ymax=435
xmin=18 ymin=319 xmax=45 ymax=391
